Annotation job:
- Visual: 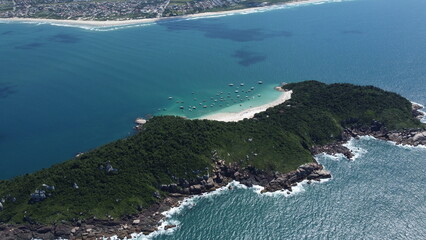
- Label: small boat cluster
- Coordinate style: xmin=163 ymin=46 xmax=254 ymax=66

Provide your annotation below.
xmin=167 ymin=81 xmax=265 ymax=113
xmin=132 ymin=81 xmax=270 ymax=130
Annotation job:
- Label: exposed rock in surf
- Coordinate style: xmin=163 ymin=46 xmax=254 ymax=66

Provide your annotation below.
xmin=413 ymin=131 xmax=426 ymax=142
xmin=412 ymin=103 xmax=425 ymax=120
xmin=164 ymin=224 xmax=176 ymax=230
xmin=312 ymin=111 xmax=426 ymax=161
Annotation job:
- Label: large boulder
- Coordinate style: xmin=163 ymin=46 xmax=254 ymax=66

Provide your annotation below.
xmin=160 ymin=184 xmax=180 ymax=193
xmin=54 ymin=225 xmax=70 ymax=237
xmin=413 ymin=131 xmax=426 ymax=142
xmin=30 ymin=189 xmax=47 ymax=203
xmin=298 ymin=163 xmax=321 ymax=173
xmin=316 ymin=169 xmax=332 ymax=178
xmin=213 ymin=173 xmax=223 ymax=183
xmin=189 ymin=185 xmax=203 ymax=194
xmin=37 ymin=226 xmax=52 ymax=234
xmin=105 ymin=163 xmax=118 ymax=174
xmin=205 ymin=178 xmax=215 ymax=189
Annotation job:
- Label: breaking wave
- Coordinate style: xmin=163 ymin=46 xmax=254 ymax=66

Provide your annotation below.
xmin=100 ymin=177 xmax=332 ymax=239
xmin=0 ymin=0 xmax=353 ymax=32
xmin=342 ymin=137 xmax=369 ymax=160
xmin=252 ymin=178 xmax=331 ymax=197
xmin=412 ymin=101 xmax=426 ymax=123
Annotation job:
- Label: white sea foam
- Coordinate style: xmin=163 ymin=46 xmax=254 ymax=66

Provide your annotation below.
xmin=101 ymin=178 xmax=331 ymax=239
xmin=421 ymin=114 xmax=426 ymax=124
xmin=386 ymin=139 xmax=426 ymax=150
xmin=344 ymin=135 xmax=426 ymax=153
xmin=342 ymin=138 xmax=368 ymax=161
xmin=356 ymin=135 xmax=426 ymax=150
xmin=411 ymin=101 xmax=425 ymax=109
xmin=252 ymin=177 xmax=331 ymax=197
xmin=411 ymin=101 xmax=426 ymax=123
xmin=315 ymin=152 xmax=346 ymax=161
xmin=0 ymin=0 xmax=353 ymax=31
xmin=101 ymin=182 xmax=235 ymax=240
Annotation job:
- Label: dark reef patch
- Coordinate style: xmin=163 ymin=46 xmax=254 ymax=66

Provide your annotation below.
xmin=0 ymin=83 xmax=17 ymax=99
xmin=49 ymin=33 xmax=80 ymax=43
xmin=14 ymin=42 xmax=44 ymax=50
xmin=204 ymin=28 xmax=292 ymax=42
xmin=1 ymin=30 xmax=14 ymax=35
xmin=159 ymin=19 xmax=292 ymax=42
xmin=232 ymin=49 xmax=267 ymax=66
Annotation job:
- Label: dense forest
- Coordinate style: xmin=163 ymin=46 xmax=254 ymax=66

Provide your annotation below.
xmin=0 ymin=81 xmax=423 ymax=224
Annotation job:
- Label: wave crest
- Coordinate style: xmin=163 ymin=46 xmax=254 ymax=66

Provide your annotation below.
xmin=0 ymin=0 xmax=353 ymax=32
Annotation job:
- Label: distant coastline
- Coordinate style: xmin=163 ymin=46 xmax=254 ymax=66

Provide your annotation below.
xmin=200 ymin=88 xmax=292 ymax=122
xmin=0 ymin=0 xmax=332 ymax=28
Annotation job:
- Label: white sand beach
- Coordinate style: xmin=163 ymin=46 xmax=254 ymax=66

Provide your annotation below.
xmin=0 ymin=16 xmax=158 ymax=27
xmin=200 ymin=90 xmax=292 ymax=122
xmin=0 ymin=0 xmax=334 ymax=28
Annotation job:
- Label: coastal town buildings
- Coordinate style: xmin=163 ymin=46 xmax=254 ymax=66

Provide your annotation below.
xmin=0 ymin=0 xmax=267 ymax=20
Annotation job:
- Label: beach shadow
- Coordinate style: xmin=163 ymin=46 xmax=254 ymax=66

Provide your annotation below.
xmin=49 ymin=33 xmax=80 ymax=43
xmin=232 ymin=49 xmax=266 ymax=66
xmin=0 ymin=83 xmax=18 ymax=99
xmin=14 ymin=42 xmax=44 ymax=50
xmin=341 ymin=30 xmax=363 ymax=35
xmin=160 ymin=19 xmax=292 ymax=42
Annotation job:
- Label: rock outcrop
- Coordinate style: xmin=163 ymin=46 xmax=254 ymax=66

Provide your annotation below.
xmin=2 ymin=104 xmax=423 ymax=240
xmin=159 ymin=153 xmax=331 ymax=198
xmin=312 ymin=106 xmax=426 ymax=160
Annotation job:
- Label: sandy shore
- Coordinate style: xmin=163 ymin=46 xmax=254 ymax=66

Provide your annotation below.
xmin=0 ymin=0 xmax=334 ymax=28
xmin=0 ymin=16 xmax=158 ymax=27
xmin=200 ymin=89 xmax=292 ymax=122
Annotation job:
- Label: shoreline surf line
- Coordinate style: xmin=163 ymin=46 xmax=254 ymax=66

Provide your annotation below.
xmin=0 ymin=0 xmax=348 ymax=29
xmin=124 ymin=179 xmax=331 ymax=240
xmin=199 ymin=89 xmax=292 ymax=122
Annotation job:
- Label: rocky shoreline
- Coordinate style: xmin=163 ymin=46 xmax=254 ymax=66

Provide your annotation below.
xmin=1 ymin=105 xmax=424 ymax=240
xmin=312 ymin=104 xmax=426 ymax=159
xmin=0 ymin=152 xmax=332 ymax=240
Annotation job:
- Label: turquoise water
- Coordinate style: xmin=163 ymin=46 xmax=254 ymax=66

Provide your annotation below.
xmin=1 ymin=0 xmax=426 ymax=179
xmin=1 ymin=0 xmax=426 ymax=238
xmin=151 ymin=137 xmax=426 ymax=240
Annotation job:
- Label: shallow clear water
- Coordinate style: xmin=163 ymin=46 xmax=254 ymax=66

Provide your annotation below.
xmin=151 ymin=137 xmax=426 ymax=240
xmin=1 ymin=0 xmax=426 ymax=179
xmin=1 ymin=0 xmax=426 ymax=238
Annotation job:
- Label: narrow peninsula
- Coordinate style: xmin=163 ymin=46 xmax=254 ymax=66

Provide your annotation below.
xmin=0 ymin=81 xmax=425 ymax=239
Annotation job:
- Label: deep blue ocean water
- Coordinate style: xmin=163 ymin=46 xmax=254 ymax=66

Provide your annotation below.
xmin=150 ymin=137 xmax=426 ymax=240
xmin=1 ymin=0 xmax=426 ymax=238
xmin=1 ymin=0 xmax=426 ymax=179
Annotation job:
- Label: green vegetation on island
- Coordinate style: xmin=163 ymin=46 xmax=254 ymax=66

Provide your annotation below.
xmin=0 ymin=81 xmax=423 ymax=225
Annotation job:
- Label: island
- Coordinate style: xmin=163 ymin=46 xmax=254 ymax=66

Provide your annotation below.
xmin=0 ymin=81 xmax=425 ymax=239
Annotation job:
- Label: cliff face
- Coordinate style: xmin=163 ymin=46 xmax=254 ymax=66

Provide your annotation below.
xmin=0 ymin=81 xmax=424 ymax=239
